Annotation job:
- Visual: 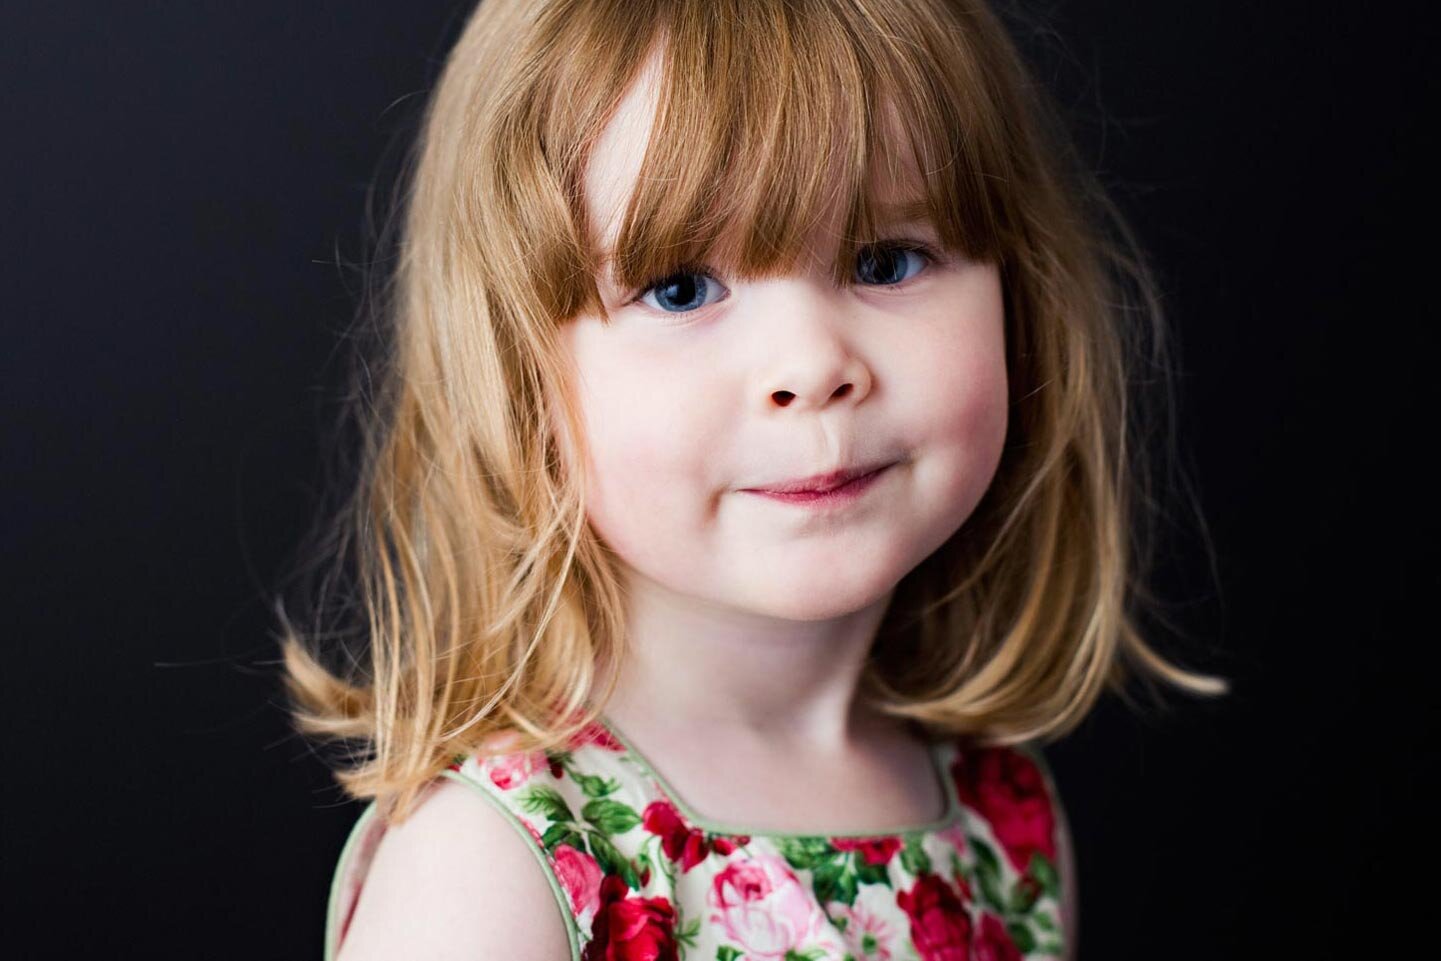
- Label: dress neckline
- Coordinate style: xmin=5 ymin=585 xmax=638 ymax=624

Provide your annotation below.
xmin=593 ymin=712 xmax=963 ymax=839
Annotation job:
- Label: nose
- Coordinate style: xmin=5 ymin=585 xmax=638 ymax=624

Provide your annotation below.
xmin=753 ymin=280 xmax=874 ymax=413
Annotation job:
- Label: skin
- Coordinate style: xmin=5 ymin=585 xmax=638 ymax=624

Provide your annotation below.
xmin=555 ymin=48 xmax=1010 ymax=832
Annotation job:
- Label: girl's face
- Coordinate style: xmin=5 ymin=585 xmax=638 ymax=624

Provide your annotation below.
xmin=558 ymin=55 xmax=1009 ymax=623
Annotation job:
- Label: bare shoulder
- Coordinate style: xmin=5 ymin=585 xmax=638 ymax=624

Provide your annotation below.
xmin=335 ymin=776 xmax=574 ymax=961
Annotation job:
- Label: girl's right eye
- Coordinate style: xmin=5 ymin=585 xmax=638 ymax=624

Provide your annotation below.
xmin=634 ymin=270 xmax=729 ymax=315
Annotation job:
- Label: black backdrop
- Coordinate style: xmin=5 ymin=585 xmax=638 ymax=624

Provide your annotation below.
xmin=3 ymin=2 xmax=1435 ymax=958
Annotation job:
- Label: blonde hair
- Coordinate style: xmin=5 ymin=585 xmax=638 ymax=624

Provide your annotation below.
xmin=276 ymin=0 xmax=1227 ymax=824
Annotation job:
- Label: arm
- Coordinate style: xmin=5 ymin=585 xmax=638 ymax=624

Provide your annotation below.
xmin=335 ymin=778 xmax=574 ymax=961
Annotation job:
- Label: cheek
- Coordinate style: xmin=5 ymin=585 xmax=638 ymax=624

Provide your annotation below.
xmin=567 ymin=346 xmax=722 ymax=565
xmin=901 ymin=281 xmax=1010 ymax=511
xmin=929 ymin=332 xmax=1009 ymax=458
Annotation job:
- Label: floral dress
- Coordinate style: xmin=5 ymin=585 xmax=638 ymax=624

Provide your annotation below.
xmin=325 ymin=716 xmax=1069 ymax=961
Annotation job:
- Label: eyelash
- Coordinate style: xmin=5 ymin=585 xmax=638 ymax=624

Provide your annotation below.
xmin=623 ymin=239 xmax=942 ymax=313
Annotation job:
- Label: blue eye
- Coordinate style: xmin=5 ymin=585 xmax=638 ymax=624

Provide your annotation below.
xmin=855 ymin=243 xmax=934 ymax=286
xmin=636 ymin=270 xmax=728 ymax=314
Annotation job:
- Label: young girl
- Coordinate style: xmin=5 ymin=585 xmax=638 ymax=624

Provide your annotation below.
xmin=278 ymin=1 xmax=1227 ymax=958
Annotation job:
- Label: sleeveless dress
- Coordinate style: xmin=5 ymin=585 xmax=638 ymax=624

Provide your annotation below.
xmin=325 ymin=716 xmax=1069 ymax=961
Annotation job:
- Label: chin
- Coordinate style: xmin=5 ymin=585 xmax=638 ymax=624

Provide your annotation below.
xmin=729 ymin=567 xmax=902 ymax=623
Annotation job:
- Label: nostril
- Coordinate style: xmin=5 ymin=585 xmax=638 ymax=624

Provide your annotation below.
xmin=772 ymin=391 xmax=795 ymax=405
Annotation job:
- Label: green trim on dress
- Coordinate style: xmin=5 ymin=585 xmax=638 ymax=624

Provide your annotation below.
xmin=438 ymin=769 xmax=584 ymax=961
xmin=323 ymin=800 xmax=379 ymax=961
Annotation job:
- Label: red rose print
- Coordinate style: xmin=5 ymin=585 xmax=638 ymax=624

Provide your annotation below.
xmin=642 ymin=799 xmax=715 ymax=872
xmin=582 ymin=873 xmax=678 ymax=961
xmin=832 ymin=835 xmax=903 ymax=866
xmin=711 ymin=834 xmax=749 ymax=855
xmin=830 ymin=835 xmax=904 ymax=870
xmin=896 ymin=872 xmax=973 ymax=961
xmin=951 ymin=747 xmax=1056 ymax=874
xmin=971 ymin=913 xmax=1022 ymax=961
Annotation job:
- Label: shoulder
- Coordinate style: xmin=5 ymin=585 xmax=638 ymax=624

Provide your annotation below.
xmin=333 ymin=776 xmax=575 ymax=961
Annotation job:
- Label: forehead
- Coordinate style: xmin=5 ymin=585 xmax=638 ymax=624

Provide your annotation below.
xmin=580 ymin=45 xmax=932 ymax=281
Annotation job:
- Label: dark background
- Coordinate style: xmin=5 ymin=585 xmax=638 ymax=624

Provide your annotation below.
xmin=3 ymin=1 xmax=1434 ymax=957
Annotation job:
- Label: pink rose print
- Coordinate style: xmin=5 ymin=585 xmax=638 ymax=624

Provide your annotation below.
xmin=553 ymin=844 xmax=604 ymax=930
xmin=831 ymin=899 xmax=897 ymax=960
xmin=518 ymin=816 xmax=545 ymax=846
xmin=486 ymin=750 xmax=547 ymax=790
xmin=570 ymin=720 xmax=626 ymax=752
xmin=950 ymin=747 xmax=1056 ymax=874
xmin=707 ymin=854 xmax=829 ymax=959
xmin=896 ymin=872 xmax=973 ymax=961
xmin=642 ymin=800 xmax=726 ymax=872
xmin=583 ymin=873 xmax=678 ymax=961
xmin=936 ymin=822 xmax=968 ymax=857
xmin=970 ymin=913 xmax=1023 ymax=961
xmin=831 ymin=835 xmax=903 ymax=866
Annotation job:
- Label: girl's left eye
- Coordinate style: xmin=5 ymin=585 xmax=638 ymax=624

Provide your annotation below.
xmin=635 ymin=270 xmax=728 ymax=315
xmin=855 ymin=242 xmax=935 ymax=286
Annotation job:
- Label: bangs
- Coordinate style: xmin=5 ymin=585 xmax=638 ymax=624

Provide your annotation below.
xmin=485 ymin=0 xmax=1020 ymax=321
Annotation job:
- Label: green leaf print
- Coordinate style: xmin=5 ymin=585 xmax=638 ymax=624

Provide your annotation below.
xmin=1030 ymin=851 xmax=1061 ymax=898
xmin=853 ymin=856 xmax=889 ymax=887
xmin=676 ymin=916 xmax=701 ymax=948
xmin=587 ymin=830 xmax=625 ymax=876
xmin=1039 ymin=940 xmax=1064 ymax=955
xmin=1008 ymin=877 xmax=1040 ymax=914
xmin=969 ymin=836 xmax=1001 ymax=874
xmin=970 ymin=838 xmax=1006 ymax=913
xmin=810 ymin=857 xmax=858 ymax=907
xmin=517 ymin=785 xmax=574 ymax=824
xmin=1033 ymin=911 xmax=1057 ymax=933
xmin=899 ymin=834 xmax=932 ymax=876
xmin=540 ymin=822 xmax=586 ymax=854
xmin=716 ymin=948 xmax=743 ymax=961
xmin=1007 ymin=921 xmax=1037 ymax=954
xmin=620 ymin=860 xmax=641 ymax=890
xmin=776 ymin=836 xmax=834 ymax=870
xmin=582 ymin=798 xmax=642 ymax=835
xmin=573 ymin=771 xmax=621 ymax=799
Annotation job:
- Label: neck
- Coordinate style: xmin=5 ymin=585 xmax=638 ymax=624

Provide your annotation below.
xmin=594 ymin=566 xmax=899 ymax=752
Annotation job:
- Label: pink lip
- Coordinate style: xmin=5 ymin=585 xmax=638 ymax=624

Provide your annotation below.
xmin=746 ymin=461 xmax=897 ymax=494
xmin=740 ymin=463 xmax=893 ymax=507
